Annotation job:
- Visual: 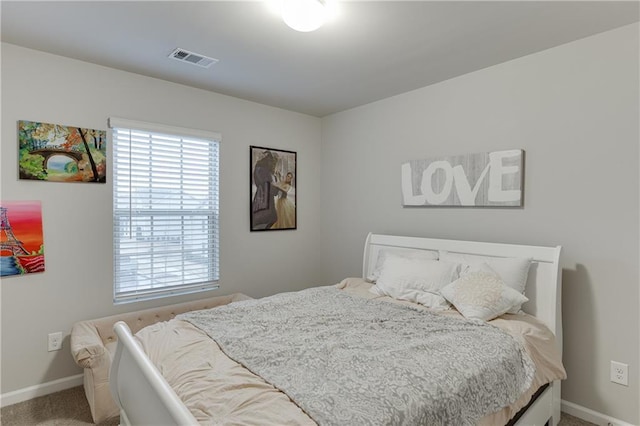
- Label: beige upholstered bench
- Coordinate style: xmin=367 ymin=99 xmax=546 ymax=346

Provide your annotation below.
xmin=70 ymin=293 xmax=252 ymax=423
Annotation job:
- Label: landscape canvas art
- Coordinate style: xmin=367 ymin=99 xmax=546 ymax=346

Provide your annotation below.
xmin=19 ymin=120 xmax=107 ymax=183
xmin=0 ymin=201 xmax=45 ymax=277
xmin=250 ymin=146 xmax=297 ymax=231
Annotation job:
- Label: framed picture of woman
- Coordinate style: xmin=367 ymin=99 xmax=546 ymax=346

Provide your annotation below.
xmin=250 ymin=146 xmax=297 ymax=231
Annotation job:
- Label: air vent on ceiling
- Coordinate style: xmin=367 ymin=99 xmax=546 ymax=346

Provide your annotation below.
xmin=169 ymin=48 xmax=218 ymax=68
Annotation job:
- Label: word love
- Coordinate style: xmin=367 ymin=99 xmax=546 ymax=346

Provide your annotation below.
xmin=401 ymin=150 xmax=523 ymax=207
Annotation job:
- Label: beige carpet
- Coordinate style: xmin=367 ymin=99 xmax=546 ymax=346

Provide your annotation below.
xmin=1 ymin=385 xmax=596 ymax=425
xmin=0 ymin=386 xmax=118 ymax=426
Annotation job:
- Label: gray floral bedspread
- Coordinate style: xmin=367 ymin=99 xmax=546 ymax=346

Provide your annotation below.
xmin=178 ymin=286 xmax=535 ymax=426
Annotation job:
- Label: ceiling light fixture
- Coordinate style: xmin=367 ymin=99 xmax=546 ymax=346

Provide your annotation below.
xmin=268 ymin=0 xmax=337 ymax=32
xmin=282 ymin=0 xmax=327 ymax=32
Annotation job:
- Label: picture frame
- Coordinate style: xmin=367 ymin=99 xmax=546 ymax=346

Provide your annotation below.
xmin=0 ymin=201 xmax=45 ymax=277
xmin=18 ymin=120 xmax=107 ymax=183
xmin=250 ymin=146 xmax=297 ymax=231
xmin=401 ymin=149 xmax=524 ymax=207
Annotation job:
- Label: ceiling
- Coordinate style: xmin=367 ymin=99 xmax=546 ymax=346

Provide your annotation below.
xmin=2 ymin=1 xmax=638 ymax=117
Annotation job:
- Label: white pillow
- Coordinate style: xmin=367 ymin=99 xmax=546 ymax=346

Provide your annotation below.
xmin=374 ymin=254 xmax=460 ymax=309
xmin=413 ymin=291 xmax=451 ymax=310
xmin=438 ymin=251 xmax=532 ymax=293
xmin=367 ymin=248 xmax=438 ymax=282
xmin=438 ymin=251 xmax=532 ymax=313
xmin=441 ymin=271 xmax=529 ymax=321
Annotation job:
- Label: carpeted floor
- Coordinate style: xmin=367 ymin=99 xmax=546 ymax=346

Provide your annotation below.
xmin=1 ymin=385 xmax=596 ymax=425
xmin=0 ymin=386 xmax=118 ymax=426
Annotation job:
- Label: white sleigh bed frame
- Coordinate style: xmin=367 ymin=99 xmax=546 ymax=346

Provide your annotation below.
xmin=110 ymin=233 xmax=562 ymax=426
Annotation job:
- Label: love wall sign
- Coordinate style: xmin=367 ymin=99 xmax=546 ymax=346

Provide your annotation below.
xmin=401 ymin=149 xmax=523 ymax=207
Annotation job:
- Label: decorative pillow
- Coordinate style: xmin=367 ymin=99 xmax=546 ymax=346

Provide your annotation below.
xmin=373 ymin=254 xmax=460 ymax=309
xmin=438 ymin=251 xmax=532 ymax=313
xmin=367 ymin=248 xmax=438 ymax=282
xmin=441 ymin=271 xmax=529 ymax=321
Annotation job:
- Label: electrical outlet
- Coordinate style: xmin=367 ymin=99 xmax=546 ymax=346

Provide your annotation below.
xmin=610 ymin=361 xmax=628 ymax=386
xmin=48 ymin=332 xmax=62 ymax=352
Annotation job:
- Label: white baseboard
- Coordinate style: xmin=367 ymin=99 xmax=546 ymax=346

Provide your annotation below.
xmin=562 ymin=400 xmax=637 ymax=426
xmin=0 ymin=374 xmax=83 ymax=408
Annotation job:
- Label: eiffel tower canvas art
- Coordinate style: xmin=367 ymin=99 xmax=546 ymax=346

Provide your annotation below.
xmin=0 ymin=201 xmax=45 ymax=277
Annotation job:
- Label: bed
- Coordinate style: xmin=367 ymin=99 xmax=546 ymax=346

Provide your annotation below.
xmin=110 ymin=233 xmax=565 ymax=426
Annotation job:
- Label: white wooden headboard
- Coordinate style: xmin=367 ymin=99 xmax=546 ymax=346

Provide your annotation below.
xmin=362 ymin=233 xmax=563 ymax=350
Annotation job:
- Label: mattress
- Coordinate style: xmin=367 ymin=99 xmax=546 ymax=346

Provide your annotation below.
xmin=136 ymin=278 xmax=566 ymax=425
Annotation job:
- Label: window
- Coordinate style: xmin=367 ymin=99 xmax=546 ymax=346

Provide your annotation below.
xmin=110 ymin=118 xmax=220 ymax=303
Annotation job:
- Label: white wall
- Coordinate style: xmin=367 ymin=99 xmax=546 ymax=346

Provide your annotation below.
xmin=0 ymin=43 xmax=324 ymax=394
xmin=320 ymin=24 xmax=639 ymax=424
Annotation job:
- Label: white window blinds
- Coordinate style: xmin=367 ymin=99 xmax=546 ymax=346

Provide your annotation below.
xmin=110 ymin=118 xmax=220 ymax=303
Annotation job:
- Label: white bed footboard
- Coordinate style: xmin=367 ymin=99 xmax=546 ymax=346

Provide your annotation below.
xmin=110 ymin=321 xmax=198 ymax=426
